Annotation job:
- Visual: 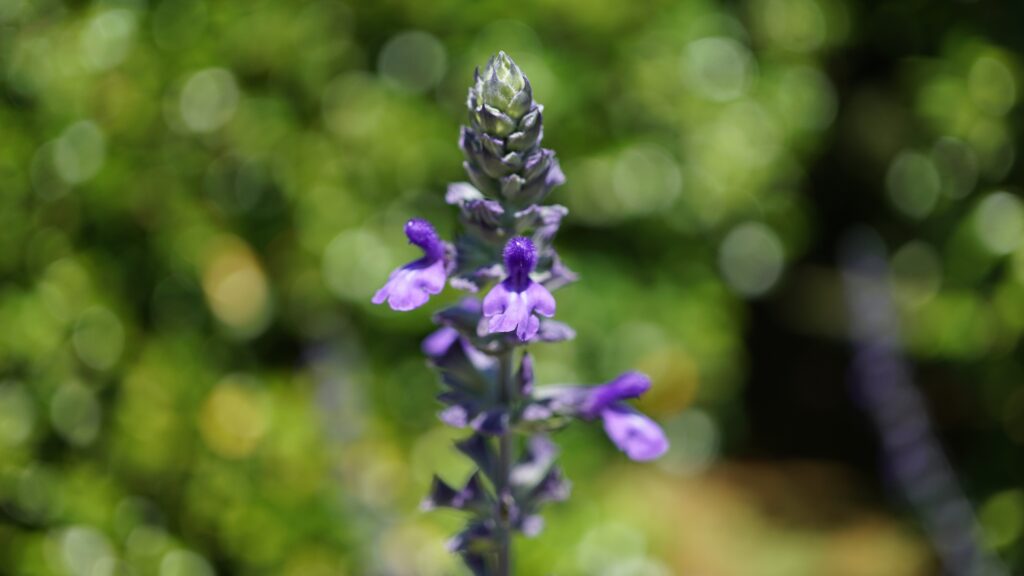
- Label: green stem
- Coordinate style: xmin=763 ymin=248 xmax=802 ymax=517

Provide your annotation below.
xmin=496 ymin=349 xmax=515 ymax=576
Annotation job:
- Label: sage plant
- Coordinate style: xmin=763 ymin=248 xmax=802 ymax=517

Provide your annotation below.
xmin=374 ymin=52 xmax=668 ymax=574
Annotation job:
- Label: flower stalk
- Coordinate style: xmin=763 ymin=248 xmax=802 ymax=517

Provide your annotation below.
xmin=496 ymin=350 xmax=514 ymax=576
xmin=374 ymin=51 xmax=668 ymax=574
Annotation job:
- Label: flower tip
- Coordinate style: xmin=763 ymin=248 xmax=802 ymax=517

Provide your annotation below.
xmin=611 ymin=371 xmax=653 ymax=397
xmin=627 ymin=439 xmax=669 ymax=462
xmin=403 ymin=218 xmax=445 ymax=263
xmin=503 ymin=236 xmax=537 ymax=274
xmin=495 ymin=51 xmax=520 ymax=73
xmin=404 ymin=217 xmax=438 ymax=246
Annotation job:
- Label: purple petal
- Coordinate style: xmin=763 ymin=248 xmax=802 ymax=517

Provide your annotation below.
xmin=533 ymin=385 xmax=588 ymax=415
xmin=580 ymin=372 xmax=652 ymax=418
xmin=439 ymin=404 xmax=470 ymax=428
xmin=422 ymin=326 xmax=460 ymax=358
xmin=518 ymin=314 xmax=540 ymax=342
xmin=482 ymin=280 xmax=556 ymax=342
xmin=513 ymin=204 xmax=568 ymax=236
xmin=482 ymin=281 xmax=511 ymax=316
xmin=485 ymin=288 xmax=529 ymax=334
xmin=521 ymin=403 xmax=554 ymax=422
xmin=517 ymin=352 xmax=534 ymax=395
xmin=373 ymin=219 xmax=450 ymax=310
xmin=519 ymin=515 xmax=544 ymax=538
xmin=545 ymin=157 xmax=566 ymax=189
xmin=541 ymin=252 xmax=579 ymax=291
xmin=486 ymin=291 xmax=532 ymax=340
xmin=537 ymin=319 xmax=575 ymax=342
xmin=600 ymin=405 xmax=668 ymax=461
xmin=525 ymin=282 xmax=555 ymax=317
xmin=372 ymin=259 xmax=447 ymax=311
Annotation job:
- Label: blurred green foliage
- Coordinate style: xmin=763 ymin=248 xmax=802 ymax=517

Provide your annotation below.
xmin=1 ymin=0 xmax=1023 ymax=574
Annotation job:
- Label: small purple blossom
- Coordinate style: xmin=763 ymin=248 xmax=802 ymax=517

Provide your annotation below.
xmin=372 ymin=219 xmax=448 ymax=311
xmin=483 ymin=237 xmax=555 ymax=341
xmin=536 ymin=372 xmax=669 ymax=462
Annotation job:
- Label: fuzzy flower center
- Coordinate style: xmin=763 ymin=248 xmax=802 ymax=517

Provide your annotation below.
xmin=405 ymin=218 xmax=444 ymax=261
xmin=503 ymin=236 xmax=537 ymax=291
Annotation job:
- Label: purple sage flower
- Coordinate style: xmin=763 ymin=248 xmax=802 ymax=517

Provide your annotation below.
xmin=538 ymin=372 xmax=669 ymax=462
xmin=581 ymin=373 xmax=668 ymax=461
xmin=372 ymin=218 xmax=448 ymax=311
xmin=483 ymin=237 xmax=555 ymax=341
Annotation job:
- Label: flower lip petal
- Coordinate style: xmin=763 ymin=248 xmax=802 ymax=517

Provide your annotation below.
xmin=487 ymin=291 xmax=529 ymax=335
xmin=517 ymin=314 xmax=540 ymax=342
xmin=373 ymin=259 xmax=446 ymax=311
xmin=482 ymin=281 xmax=512 ymax=317
xmin=600 ymin=404 xmax=668 ymax=461
xmin=525 ymin=282 xmax=555 ymax=317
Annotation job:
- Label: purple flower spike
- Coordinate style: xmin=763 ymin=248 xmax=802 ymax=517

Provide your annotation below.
xmin=600 ymin=405 xmax=669 ymax=461
xmin=422 ymin=326 xmax=460 ymax=358
xmin=580 ymin=372 xmax=652 ymax=418
xmin=483 ymin=237 xmax=556 ymax=341
xmin=373 ymin=219 xmax=448 ymax=311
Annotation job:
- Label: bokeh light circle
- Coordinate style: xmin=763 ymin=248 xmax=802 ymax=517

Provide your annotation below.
xmin=377 ymin=31 xmax=447 ymax=94
xmin=974 ymin=191 xmax=1024 ymax=256
xmin=179 ymin=68 xmax=240 ymax=133
xmin=718 ymin=221 xmax=786 ymax=297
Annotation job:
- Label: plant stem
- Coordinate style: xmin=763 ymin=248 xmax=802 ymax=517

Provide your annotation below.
xmin=496 ymin=349 xmax=515 ymax=576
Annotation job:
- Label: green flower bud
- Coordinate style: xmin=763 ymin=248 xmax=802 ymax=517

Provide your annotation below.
xmin=461 ymin=52 xmax=564 ymax=206
xmin=471 ymin=51 xmax=533 ymax=122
